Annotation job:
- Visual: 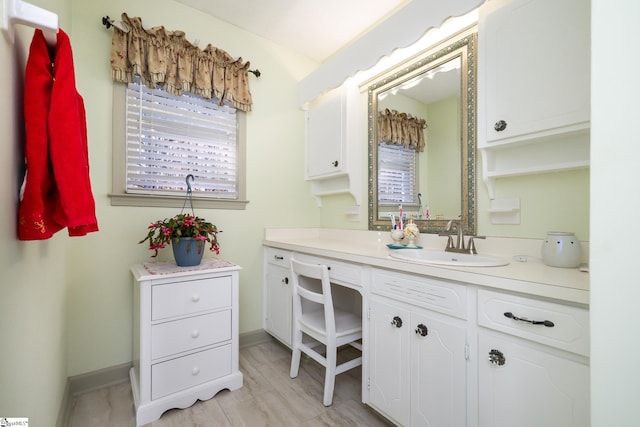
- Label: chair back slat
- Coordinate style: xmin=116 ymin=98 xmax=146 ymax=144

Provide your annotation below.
xmin=290 ymin=257 xmax=335 ymax=335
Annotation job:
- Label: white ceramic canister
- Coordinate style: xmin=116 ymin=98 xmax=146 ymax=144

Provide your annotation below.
xmin=541 ymin=231 xmax=582 ymax=268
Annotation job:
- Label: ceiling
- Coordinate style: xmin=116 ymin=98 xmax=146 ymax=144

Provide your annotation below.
xmin=173 ymin=0 xmax=411 ymax=62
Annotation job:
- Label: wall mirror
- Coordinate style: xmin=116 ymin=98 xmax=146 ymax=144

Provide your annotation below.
xmin=368 ymin=33 xmax=477 ymax=234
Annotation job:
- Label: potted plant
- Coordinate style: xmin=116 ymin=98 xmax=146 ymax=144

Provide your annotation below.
xmin=139 ymin=213 xmax=221 ymax=266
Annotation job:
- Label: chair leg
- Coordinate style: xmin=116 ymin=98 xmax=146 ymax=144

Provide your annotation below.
xmin=323 ymin=345 xmax=337 ymax=406
xmin=290 ymin=330 xmax=302 ymax=378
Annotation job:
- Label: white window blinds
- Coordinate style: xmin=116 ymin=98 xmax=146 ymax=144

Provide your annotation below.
xmin=125 ymin=80 xmax=238 ymax=199
xmin=377 ymin=144 xmax=418 ymax=204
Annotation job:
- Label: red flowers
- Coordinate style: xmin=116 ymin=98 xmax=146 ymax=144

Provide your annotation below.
xmin=139 ymin=213 xmax=221 ymax=257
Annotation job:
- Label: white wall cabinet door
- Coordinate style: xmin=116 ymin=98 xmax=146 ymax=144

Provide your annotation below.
xmin=481 ymin=0 xmax=590 ymax=144
xmin=305 ymin=88 xmax=345 ymax=179
xmin=478 ymin=331 xmax=590 ymax=427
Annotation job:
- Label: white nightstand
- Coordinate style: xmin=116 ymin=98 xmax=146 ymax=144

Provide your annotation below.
xmin=130 ymin=259 xmax=243 ymax=426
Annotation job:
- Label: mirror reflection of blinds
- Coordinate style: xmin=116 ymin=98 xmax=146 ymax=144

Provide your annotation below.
xmin=125 ymin=80 xmax=238 ymax=199
xmin=378 ymin=144 xmax=417 ymax=204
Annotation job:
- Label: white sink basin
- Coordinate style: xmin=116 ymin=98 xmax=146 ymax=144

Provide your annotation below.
xmin=389 ymin=249 xmax=509 ymax=267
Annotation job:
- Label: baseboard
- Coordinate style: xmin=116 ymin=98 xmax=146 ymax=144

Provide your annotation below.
xmin=56 ymin=329 xmax=272 ymax=425
xmin=57 ymin=361 xmax=132 ymax=427
xmin=56 ymin=378 xmax=71 ymax=427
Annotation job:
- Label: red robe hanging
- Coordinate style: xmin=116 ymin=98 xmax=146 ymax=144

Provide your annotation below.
xmin=18 ymin=29 xmax=98 ymax=240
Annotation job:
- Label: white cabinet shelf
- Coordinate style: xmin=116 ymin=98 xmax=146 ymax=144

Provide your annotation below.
xmin=478 ymin=0 xmax=590 ymax=198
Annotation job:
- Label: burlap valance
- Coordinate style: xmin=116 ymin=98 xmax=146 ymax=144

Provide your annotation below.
xmin=378 ymin=109 xmax=427 ymax=152
xmin=109 ymin=13 xmax=252 ymax=112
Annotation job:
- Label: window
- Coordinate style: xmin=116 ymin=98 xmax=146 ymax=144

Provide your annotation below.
xmin=110 ymin=80 xmax=248 ymax=209
xmin=377 ymin=144 xmax=418 ymax=206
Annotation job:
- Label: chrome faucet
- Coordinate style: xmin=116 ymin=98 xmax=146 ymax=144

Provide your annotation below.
xmin=439 ymin=219 xmax=485 ymax=254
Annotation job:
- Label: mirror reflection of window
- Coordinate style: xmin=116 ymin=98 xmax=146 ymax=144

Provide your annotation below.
xmin=368 ymin=32 xmax=476 ymax=234
xmin=377 ymin=143 xmax=418 ymax=205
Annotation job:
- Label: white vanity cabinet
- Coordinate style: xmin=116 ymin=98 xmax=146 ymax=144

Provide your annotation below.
xmin=478 ymin=0 xmax=590 ymax=197
xmin=263 ymin=248 xmax=293 ymax=346
xmin=368 ymin=268 xmax=468 ymax=427
xmin=130 ymin=262 xmax=243 ymax=427
xmin=476 ymin=289 xmax=590 ymax=427
xmin=262 ymin=237 xmax=590 ymax=426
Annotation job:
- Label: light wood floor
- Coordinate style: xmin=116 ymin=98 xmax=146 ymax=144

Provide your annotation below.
xmin=68 ymin=339 xmax=393 ymax=426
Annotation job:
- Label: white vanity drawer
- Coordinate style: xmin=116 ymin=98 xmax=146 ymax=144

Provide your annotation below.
xmin=265 ymin=247 xmax=292 ymax=268
xmin=477 ymin=289 xmax=589 ymax=356
xmin=152 ymin=276 xmax=232 ymax=321
xmin=293 ymin=253 xmax=362 ymax=287
xmin=371 ymin=268 xmax=468 ymax=320
xmin=151 ymin=310 xmax=231 ymax=360
xmin=151 ymin=344 xmax=232 ymax=400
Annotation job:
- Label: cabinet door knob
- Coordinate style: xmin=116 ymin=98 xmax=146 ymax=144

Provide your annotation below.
xmin=488 ymin=349 xmax=506 ymax=366
xmin=191 ymin=294 xmax=200 ymax=302
xmin=282 ymin=277 xmax=289 ymax=285
xmin=391 ymin=316 xmax=403 ymax=328
xmin=191 ymin=329 xmax=200 ymax=338
xmin=332 ymin=160 xmax=339 ymax=167
xmin=191 ymin=366 xmax=200 ymax=376
xmin=415 ymin=323 xmax=428 ymax=337
xmin=494 ymin=120 xmax=507 ymax=132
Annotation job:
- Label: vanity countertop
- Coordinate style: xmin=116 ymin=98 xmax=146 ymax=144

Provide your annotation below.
xmin=263 ymin=228 xmax=589 ymax=306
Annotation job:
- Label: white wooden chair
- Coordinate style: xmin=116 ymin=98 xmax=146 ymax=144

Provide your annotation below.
xmin=289 ymin=258 xmax=362 ymax=406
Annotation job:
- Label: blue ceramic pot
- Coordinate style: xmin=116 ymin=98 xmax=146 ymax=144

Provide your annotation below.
xmin=171 ymin=237 xmax=205 ymax=267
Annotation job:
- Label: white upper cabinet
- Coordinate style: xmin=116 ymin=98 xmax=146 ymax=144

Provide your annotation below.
xmin=304 ymin=80 xmax=361 ymax=207
xmin=306 ymin=87 xmax=346 ymax=179
xmin=478 ymin=0 xmax=590 ymax=198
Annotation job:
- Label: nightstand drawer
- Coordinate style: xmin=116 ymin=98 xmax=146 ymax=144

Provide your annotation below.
xmin=151 ymin=310 xmax=231 ymax=360
xmin=477 ymin=289 xmax=589 ymax=356
xmin=151 ymin=344 xmax=232 ymax=400
xmin=152 ymin=276 xmax=232 ymax=320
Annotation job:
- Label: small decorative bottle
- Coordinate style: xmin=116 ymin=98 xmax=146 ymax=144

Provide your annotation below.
xmin=404 ymin=217 xmax=420 ymax=248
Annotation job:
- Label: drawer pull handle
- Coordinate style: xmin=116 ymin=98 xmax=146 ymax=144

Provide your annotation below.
xmin=191 ymin=329 xmax=200 ymax=338
xmin=274 ymin=255 xmax=284 ymax=260
xmin=488 ymin=349 xmax=506 ymax=366
xmin=504 ymin=312 xmax=554 ymax=327
xmin=282 ymin=277 xmax=289 ymax=285
xmin=415 ymin=323 xmax=428 ymax=337
xmin=391 ymin=316 xmax=403 ymax=328
xmin=191 ymin=294 xmax=200 ymax=302
xmin=192 ymin=366 xmax=200 ymax=376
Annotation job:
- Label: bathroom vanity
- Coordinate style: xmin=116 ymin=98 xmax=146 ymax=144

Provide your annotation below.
xmin=130 ymin=260 xmax=243 ymax=426
xmin=263 ymin=228 xmax=589 ymax=426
